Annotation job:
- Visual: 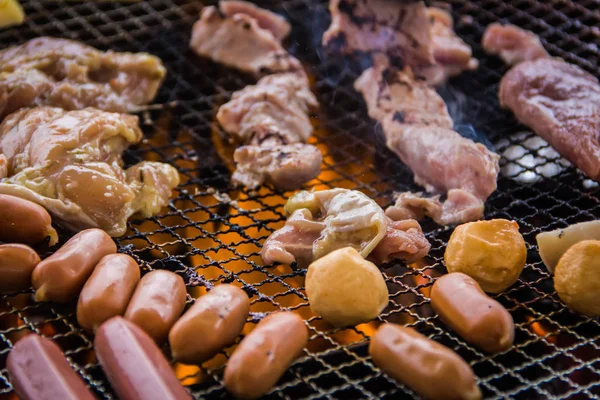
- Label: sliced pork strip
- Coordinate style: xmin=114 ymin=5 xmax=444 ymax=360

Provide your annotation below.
xmin=368 ymin=219 xmax=431 ymax=264
xmin=323 ymin=0 xmax=434 ymax=68
xmin=415 ymin=7 xmax=478 ymax=86
xmin=190 ymin=6 xmax=302 ymax=77
xmin=500 ymin=57 xmax=600 ymax=181
xmin=482 ymin=23 xmax=549 ymax=66
xmin=232 ymin=143 xmax=322 ymax=190
xmin=220 ymin=1 xmax=291 ymax=42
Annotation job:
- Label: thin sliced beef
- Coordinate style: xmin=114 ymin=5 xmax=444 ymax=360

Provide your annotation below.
xmin=232 ymin=143 xmax=321 ymax=190
xmin=220 ymin=1 xmax=291 ymax=41
xmin=482 ymin=23 xmax=548 ymax=66
xmin=217 ymin=73 xmax=317 ymax=144
xmin=415 ymin=7 xmax=478 ymax=85
xmin=190 ymin=5 xmax=302 ymax=77
xmin=499 ymin=57 xmax=600 ymax=181
xmin=322 ymin=0 xmax=434 ymax=68
xmin=0 ymin=37 xmax=166 ymax=118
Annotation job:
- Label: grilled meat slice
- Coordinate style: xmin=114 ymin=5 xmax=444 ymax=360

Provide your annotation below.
xmin=220 ymin=1 xmax=291 ymax=41
xmin=415 ymin=7 xmax=478 ymax=85
xmin=500 ymin=57 xmax=600 ymax=181
xmin=232 ymin=143 xmax=321 ymax=190
xmin=217 ymin=73 xmax=317 ymax=144
xmin=322 ymin=0 xmax=434 ymax=68
xmin=190 ymin=5 xmax=302 ymax=77
xmin=482 ymin=23 xmax=548 ymax=66
xmin=354 ymin=55 xmax=453 ymax=126
xmin=0 ymin=107 xmax=179 ymax=236
xmin=261 ymin=189 xmax=430 ymax=266
xmin=0 ymin=37 xmax=166 ymax=118
xmin=355 ymin=60 xmax=499 ymax=224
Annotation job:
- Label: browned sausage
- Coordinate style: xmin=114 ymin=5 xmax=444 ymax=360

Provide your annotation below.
xmin=95 ymin=317 xmax=191 ymax=400
xmin=77 ymin=254 xmax=141 ymax=332
xmin=169 ymin=284 xmax=250 ymax=364
xmin=124 ymin=270 xmax=186 ymax=343
xmin=370 ymin=324 xmax=481 ymax=400
xmin=431 ymin=273 xmax=515 ymax=353
xmin=7 ymin=334 xmax=96 ymax=400
xmin=0 ymin=244 xmax=40 ymax=294
xmin=224 ymin=312 xmax=308 ymax=399
xmin=0 ymin=194 xmax=58 ymax=246
xmin=32 ymin=229 xmax=116 ymax=303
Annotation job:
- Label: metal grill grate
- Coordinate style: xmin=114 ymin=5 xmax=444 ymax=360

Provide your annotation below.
xmin=1 ymin=0 xmax=600 ymax=399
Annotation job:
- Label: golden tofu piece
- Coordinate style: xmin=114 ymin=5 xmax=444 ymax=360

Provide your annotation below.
xmin=0 ymin=0 xmax=25 ymax=28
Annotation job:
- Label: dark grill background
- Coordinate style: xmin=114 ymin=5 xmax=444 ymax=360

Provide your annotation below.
xmin=1 ymin=0 xmax=600 ymax=399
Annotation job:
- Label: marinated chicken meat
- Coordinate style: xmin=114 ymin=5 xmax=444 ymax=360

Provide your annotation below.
xmin=0 ymin=107 xmax=179 ymax=236
xmin=500 ymin=57 xmax=600 ymax=181
xmin=415 ymin=7 xmax=478 ymax=86
xmin=232 ymin=143 xmax=321 ymax=190
xmin=322 ymin=0 xmax=434 ymax=68
xmin=190 ymin=4 xmax=302 ymax=77
xmin=261 ymin=189 xmax=430 ymax=266
xmin=355 ymin=58 xmax=499 ymax=225
xmin=0 ymin=37 xmax=166 ymax=118
xmin=217 ymin=73 xmax=318 ymax=145
xmin=219 ymin=1 xmax=291 ymax=41
xmin=482 ymin=23 xmax=548 ymax=66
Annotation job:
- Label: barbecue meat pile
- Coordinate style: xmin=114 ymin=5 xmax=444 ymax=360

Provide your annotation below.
xmin=500 ymin=57 xmax=600 ymax=181
xmin=190 ymin=4 xmax=302 ymax=77
xmin=261 ymin=189 xmax=430 ymax=267
xmin=355 ymin=58 xmax=499 ymax=225
xmin=482 ymin=23 xmax=548 ymax=66
xmin=322 ymin=0 xmax=434 ymax=68
xmin=0 ymin=107 xmax=179 ymax=236
xmin=0 ymin=37 xmax=166 ymax=118
xmin=219 ymin=0 xmax=291 ymax=41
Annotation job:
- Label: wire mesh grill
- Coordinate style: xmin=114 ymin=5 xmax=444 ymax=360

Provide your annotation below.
xmin=1 ymin=0 xmax=600 ymax=399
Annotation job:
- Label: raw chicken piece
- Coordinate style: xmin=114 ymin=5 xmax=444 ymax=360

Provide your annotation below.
xmin=190 ymin=5 xmax=302 ymax=77
xmin=220 ymin=1 xmax=291 ymax=41
xmin=415 ymin=7 xmax=478 ymax=85
xmin=500 ymin=58 xmax=600 ymax=181
xmin=0 ymin=37 xmax=166 ymax=118
xmin=482 ymin=23 xmax=548 ymax=66
xmin=232 ymin=143 xmax=321 ymax=190
xmin=217 ymin=73 xmax=317 ymax=144
xmin=322 ymin=0 xmax=434 ymax=68
xmin=0 ymin=107 xmax=179 ymax=236
xmin=262 ymin=189 xmax=430 ymax=266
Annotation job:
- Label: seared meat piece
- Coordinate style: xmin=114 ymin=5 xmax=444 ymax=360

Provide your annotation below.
xmin=368 ymin=219 xmax=431 ymax=264
xmin=500 ymin=58 xmax=600 ymax=181
xmin=355 ymin=60 xmax=499 ymax=224
xmin=385 ymin=190 xmax=485 ymax=226
xmin=0 ymin=154 xmax=6 ymax=179
xmin=0 ymin=37 xmax=166 ymax=118
xmin=415 ymin=7 xmax=478 ymax=86
xmin=354 ymin=55 xmax=452 ymax=126
xmin=383 ymin=117 xmax=499 ymax=205
xmin=0 ymin=107 xmax=179 ymax=236
xmin=190 ymin=5 xmax=302 ymax=77
xmin=220 ymin=1 xmax=291 ymax=41
xmin=261 ymin=189 xmax=430 ymax=266
xmin=322 ymin=0 xmax=434 ymax=68
xmin=232 ymin=143 xmax=321 ymax=190
xmin=217 ymin=73 xmax=317 ymax=144
xmin=482 ymin=23 xmax=548 ymax=66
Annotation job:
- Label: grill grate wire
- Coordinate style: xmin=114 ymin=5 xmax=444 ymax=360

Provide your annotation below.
xmin=0 ymin=0 xmax=600 ymax=399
